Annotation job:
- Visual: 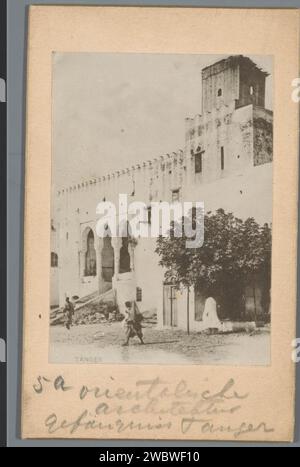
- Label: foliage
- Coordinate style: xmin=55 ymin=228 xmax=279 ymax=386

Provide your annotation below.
xmin=155 ymin=209 xmax=272 ymax=318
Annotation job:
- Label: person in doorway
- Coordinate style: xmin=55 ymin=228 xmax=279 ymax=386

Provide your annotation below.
xmin=122 ymin=301 xmax=144 ymax=346
xmin=64 ymin=297 xmax=75 ymax=330
xmin=202 ymin=295 xmax=222 ymax=334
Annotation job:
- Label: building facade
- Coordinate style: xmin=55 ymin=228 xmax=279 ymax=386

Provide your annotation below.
xmin=51 ymin=55 xmax=273 ymax=330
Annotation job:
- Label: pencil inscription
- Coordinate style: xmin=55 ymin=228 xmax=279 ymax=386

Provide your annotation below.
xmin=32 ymin=375 xmax=274 ymax=437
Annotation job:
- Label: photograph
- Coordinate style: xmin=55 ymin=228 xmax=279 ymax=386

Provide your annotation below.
xmin=49 ymin=52 xmax=273 ymax=366
xmin=13 ymin=3 xmax=298 ymax=445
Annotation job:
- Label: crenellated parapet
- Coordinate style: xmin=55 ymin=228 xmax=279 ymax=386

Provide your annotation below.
xmin=56 ymin=148 xmax=187 ymax=198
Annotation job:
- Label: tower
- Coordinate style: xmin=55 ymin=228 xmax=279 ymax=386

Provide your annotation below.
xmin=201 ymin=55 xmax=269 ymax=113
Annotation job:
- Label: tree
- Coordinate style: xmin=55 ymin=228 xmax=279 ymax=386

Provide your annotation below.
xmin=155 ymin=209 xmax=272 ymax=320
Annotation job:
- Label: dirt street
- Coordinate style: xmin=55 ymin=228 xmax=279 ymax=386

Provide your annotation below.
xmin=49 ymin=321 xmax=270 ymax=365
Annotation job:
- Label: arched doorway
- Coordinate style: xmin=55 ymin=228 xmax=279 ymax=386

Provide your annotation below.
xmin=119 ymin=221 xmax=132 ymax=274
xmin=83 ymin=228 xmax=97 ymax=277
xmin=119 ymin=237 xmax=131 ymax=274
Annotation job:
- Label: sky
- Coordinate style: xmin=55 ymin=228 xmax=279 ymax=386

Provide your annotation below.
xmin=52 ymin=53 xmax=273 ymax=190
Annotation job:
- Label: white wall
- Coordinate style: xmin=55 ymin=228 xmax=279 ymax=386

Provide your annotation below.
xmin=52 ymin=92 xmax=272 ymax=317
xmin=50 ymin=268 xmax=59 ymax=307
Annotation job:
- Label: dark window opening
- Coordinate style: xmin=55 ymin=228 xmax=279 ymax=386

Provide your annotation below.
xmin=147 ymin=206 xmax=152 ymax=224
xmin=217 ymin=88 xmax=222 ymax=97
xmin=51 ymin=252 xmax=58 ymax=268
xmin=221 ymin=146 xmax=225 ymax=170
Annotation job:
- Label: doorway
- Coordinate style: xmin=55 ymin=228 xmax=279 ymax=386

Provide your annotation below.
xmin=163 ymin=284 xmax=178 ymax=327
xmin=101 ymin=236 xmax=114 ymax=290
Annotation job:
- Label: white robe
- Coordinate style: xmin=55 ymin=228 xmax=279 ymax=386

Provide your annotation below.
xmin=202 ymin=297 xmax=221 ymax=330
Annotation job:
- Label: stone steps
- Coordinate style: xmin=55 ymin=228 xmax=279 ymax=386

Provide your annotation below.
xmin=50 ymin=288 xmax=115 ymax=326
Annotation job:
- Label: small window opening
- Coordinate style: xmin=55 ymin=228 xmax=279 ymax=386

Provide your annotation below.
xmin=171 ymin=189 xmax=180 ymax=203
xmin=221 ymin=146 xmax=225 ymax=170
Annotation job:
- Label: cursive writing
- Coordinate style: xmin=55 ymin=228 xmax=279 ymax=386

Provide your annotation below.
xmin=32 ymin=375 xmax=274 ymax=438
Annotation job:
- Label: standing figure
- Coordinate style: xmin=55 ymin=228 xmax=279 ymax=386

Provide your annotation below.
xmin=64 ymin=297 xmax=75 ymax=330
xmin=122 ymin=301 xmax=144 ymax=346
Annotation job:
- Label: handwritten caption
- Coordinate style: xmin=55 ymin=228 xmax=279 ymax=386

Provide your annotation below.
xmin=32 ymin=375 xmax=274 ymax=439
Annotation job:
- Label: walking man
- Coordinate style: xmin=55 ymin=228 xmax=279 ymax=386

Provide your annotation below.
xmin=122 ymin=301 xmax=144 ymax=346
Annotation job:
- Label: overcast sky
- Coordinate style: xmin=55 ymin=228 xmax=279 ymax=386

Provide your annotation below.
xmin=52 ymin=53 xmax=272 ymax=190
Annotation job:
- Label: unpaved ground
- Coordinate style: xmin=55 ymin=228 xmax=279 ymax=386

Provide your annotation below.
xmin=49 ymin=321 xmax=270 ymax=365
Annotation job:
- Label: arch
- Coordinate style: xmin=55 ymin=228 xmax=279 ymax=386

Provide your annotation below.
xmin=118 ymin=221 xmax=133 ymax=274
xmin=82 ymin=227 xmax=97 ymax=276
xmin=101 ymin=235 xmax=115 ymax=282
xmin=119 ymin=237 xmax=131 ymax=274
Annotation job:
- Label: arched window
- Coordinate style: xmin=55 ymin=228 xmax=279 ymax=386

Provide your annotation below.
xmin=217 ymin=88 xmax=222 ymax=97
xmin=84 ymin=229 xmax=97 ymax=276
xmin=249 ymin=85 xmax=254 ymax=95
xmin=51 ymin=252 xmax=58 ymax=268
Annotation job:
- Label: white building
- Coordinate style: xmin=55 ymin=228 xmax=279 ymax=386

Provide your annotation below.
xmin=51 ymin=55 xmax=273 ymax=330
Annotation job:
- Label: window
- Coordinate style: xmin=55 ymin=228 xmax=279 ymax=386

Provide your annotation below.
xmin=171 ymin=189 xmax=180 ymax=203
xmin=220 ymin=146 xmax=225 ymax=170
xmin=101 ymin=235 xmax=114 ymax=282
xmin=51 ymin=252 xmax=58 ymax=268
xmin=217 ymin=88 xmax=222 ymax=97
xmin=249 ymin=85 xmax=254 ymax=95
xmin=147 ymin=206 xmax=152 ymax=224
xmin=195 ymin=150 xmax=204 ymax=174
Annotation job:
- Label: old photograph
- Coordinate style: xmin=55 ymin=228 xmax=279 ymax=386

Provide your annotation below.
xmin=50 ymin=53 xmax=273 ymax=365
